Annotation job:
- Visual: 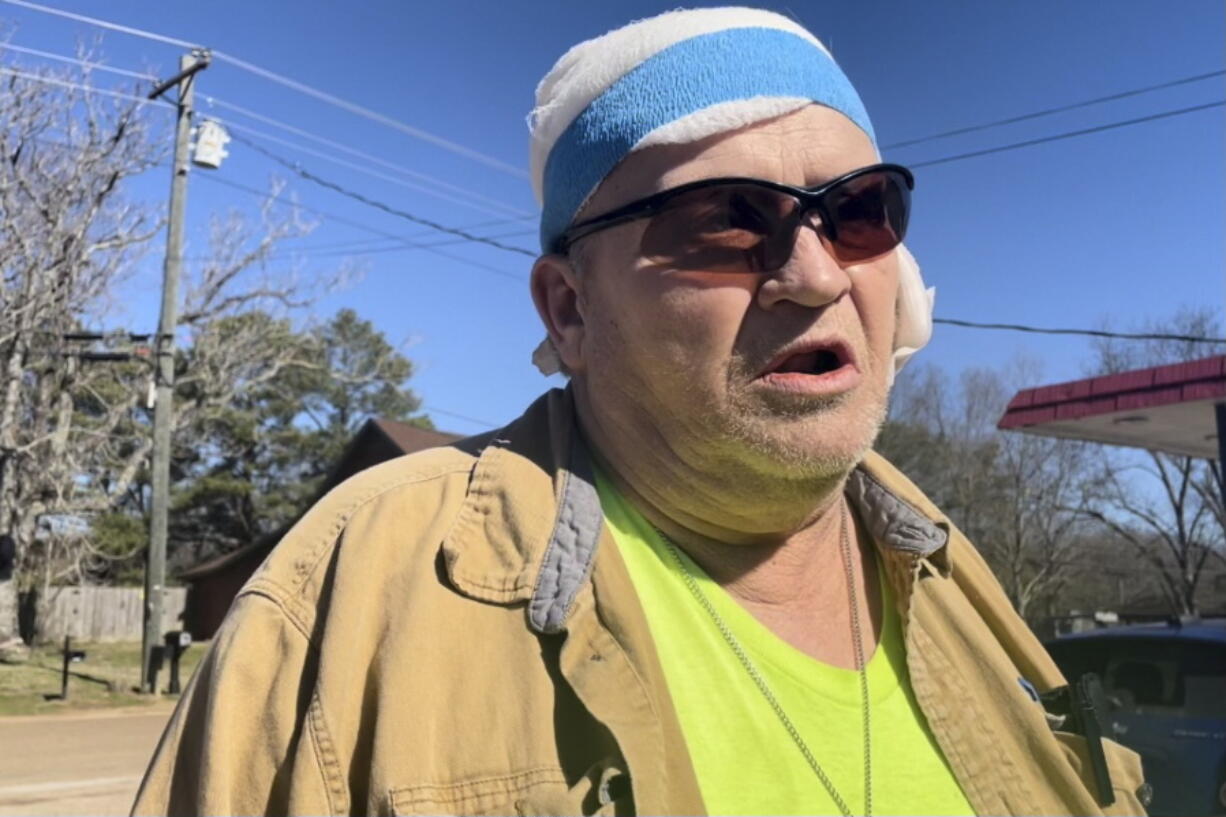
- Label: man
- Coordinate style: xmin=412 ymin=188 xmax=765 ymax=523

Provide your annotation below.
xmin=134 ymin=8 xmax=1147 ymax=816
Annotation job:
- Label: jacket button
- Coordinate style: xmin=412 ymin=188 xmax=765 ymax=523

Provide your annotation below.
xmin=1136 ymin=782 xmax=1153 ymax=806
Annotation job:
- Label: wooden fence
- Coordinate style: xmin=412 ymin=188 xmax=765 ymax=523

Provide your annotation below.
xmin=36 ymin=586 xmax=186 ymax=642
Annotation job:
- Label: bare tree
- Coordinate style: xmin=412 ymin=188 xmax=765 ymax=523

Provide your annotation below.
xmin=14 ymin=192 xmax=328 ymax=640
xmin=881 ymin=360 xmax=1099 ymax=623
xmin=0 ymin=50 xmax=337 ymax=642
xmin=77 ymin=188 xmax=319 ymax=516
xmin=992 ymin=429 xmax=1097 ymax=620
xmin=1082 ymin=455 xmax=1217 ymax=616
xmin=0 ymin=52 xmax=164 ymax=648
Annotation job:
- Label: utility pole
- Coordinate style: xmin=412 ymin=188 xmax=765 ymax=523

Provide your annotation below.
xmin=141 ymin=49 xmax=210 ymax=693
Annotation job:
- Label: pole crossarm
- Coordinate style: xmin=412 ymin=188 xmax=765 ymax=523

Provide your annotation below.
xmin=147 ymin=50 xmax=211 ymax=101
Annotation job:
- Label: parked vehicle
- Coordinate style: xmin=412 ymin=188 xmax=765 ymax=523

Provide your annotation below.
xmin=1046 ymin=619 xmax=1226 ymax=817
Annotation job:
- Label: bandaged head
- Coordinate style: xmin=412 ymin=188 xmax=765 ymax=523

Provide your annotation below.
xmin=527 ymin=7 xmax=934 ymax=379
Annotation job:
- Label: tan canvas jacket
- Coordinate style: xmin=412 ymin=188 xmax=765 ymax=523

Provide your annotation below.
xmin=133 ymin=388 xmax=1147 ymax=816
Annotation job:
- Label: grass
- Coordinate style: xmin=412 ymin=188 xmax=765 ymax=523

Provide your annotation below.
xmin=0 ymin=639 xmax=209 ymax=717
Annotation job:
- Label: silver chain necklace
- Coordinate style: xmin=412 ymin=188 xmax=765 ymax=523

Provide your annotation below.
xmin=656 ymin=502 xmax=872 ymax=817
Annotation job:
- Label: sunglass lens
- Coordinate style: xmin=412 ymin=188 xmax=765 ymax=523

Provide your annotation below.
xmin=825 ymin=170 xmax=910 ymax=263
xmin=639 ymin=185 xmax=797 ymax=273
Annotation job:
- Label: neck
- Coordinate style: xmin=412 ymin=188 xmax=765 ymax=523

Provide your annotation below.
xmin=575 ymin=389 xmax=882 ymax=666
xmin=573 ymin=381 xmax=849 ymax=548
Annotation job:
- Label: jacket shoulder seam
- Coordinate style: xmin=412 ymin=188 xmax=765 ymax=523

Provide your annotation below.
xmin=237 ymin=463 xmax=474 ymax=642
xmin=259 ymin=463 xmax=476 ymax=601
xmin=237 ymin=582 xmax=319 ymax=647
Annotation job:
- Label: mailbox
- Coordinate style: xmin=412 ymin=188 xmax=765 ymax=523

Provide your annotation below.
xmin=57 ymin=636 xmax=86 ymax=700
xmin=162 ymin=630 xmax=192 ymax=694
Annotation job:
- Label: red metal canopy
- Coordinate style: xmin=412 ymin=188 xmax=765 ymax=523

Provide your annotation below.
xmin=997 ymin=355 xmax=1225 ymax=458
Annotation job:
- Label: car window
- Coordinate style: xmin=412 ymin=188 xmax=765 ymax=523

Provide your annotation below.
xmin=1106 ymin=656 xmax=1177 ymax=710
xmin=1048 ymin=634 xmax=1226 ymax=719
xmin=1176 ymin=642 xmax=1226 ymax=718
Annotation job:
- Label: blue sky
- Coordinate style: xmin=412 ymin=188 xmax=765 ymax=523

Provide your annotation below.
xmin=2 ymin=0 xmax=1222 ymax=435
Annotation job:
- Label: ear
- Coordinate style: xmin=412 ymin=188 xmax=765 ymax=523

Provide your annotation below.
xmin=530 ymin=253 xmax=587 ymax=375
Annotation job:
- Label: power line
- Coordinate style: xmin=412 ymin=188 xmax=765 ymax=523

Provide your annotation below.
xmin=195 ymin=227 xmax=538 ymax=264
xmin=1 ymin=42 xmax=536 ymax=220
xmin=279 ymin=236 xmax=421 ymax=253
xmin=2 ymin=70 xmax=535 ymax=229
xmin=212 ymin=116 xmax=531 ymax=221
xmin=319 ymin=225 xmax=535 ymax=253
xmin=911 ymin=100 xmax=1225 ymax=169
xmin=0 ymin=64 xmax=170 ymax=110
xmin=396 ymin=239 xmax=528 ymax=281
xmin=423 ymin=405 xmax=499 ymax=429
xmin=194 ymin=173 xmax=527 ymax=281
xmin=0 ymin=0 xmax=528 ymax=179
xmin=200 ymin=95 xmax=534 ymax=219
xmin=229 ymin=132 xmax=537 ymax=257
xmin=281 ymin=217 xmax=537 ymax=251
xmin=189 ymin=236 xmax=422 ymax=259
xmin=181 ymin=226 xmax=536 ymax=263
xmin=0 ymin=0 xmax=199 ymax=48
xmin=0 ymin=41 xmax=156 ymax=80
xmin=885 ymin=69 xmax=1226 ymax=150
xmin=933 ymin=318 xmax=1226 ymax=345
xmin=208 ymin=51 xmax=527 ymax=179
xmin=191 ymin=222 xmax=531 ymax=258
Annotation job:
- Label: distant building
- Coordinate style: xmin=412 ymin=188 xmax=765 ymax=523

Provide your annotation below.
xmin=178 ymin=419 xmax=462 ymax=639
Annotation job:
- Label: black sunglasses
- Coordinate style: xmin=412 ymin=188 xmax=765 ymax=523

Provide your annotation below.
xmin=554 ymin=163 xmax=914 ymax=273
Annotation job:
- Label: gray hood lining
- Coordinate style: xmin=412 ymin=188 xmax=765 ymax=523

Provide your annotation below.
xmin=845 ymin=469 xmax=950 ymax=558
xmin=528 ymin=429 xmax=604 ymax=634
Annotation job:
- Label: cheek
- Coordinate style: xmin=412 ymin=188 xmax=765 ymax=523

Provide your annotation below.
xmin=581 ymin=233 xmax=758 ymax=390
xmin=635 ymin=272 xmax=759 ymax=374
xmin=850 ymin=263 xmax=899 ymax=367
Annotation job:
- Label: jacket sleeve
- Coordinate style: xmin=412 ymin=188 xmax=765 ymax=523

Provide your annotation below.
xmin=131 ymin=590 xmax=341 ymax=816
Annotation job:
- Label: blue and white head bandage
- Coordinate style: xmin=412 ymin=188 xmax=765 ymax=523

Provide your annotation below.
xmin=527 ymin=7 xmax=933 ymax=377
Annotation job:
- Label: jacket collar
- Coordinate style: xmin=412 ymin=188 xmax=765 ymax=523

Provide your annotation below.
xmin=441 ymin=387 xmax=953 ymax=633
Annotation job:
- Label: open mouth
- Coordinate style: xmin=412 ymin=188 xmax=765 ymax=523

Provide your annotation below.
xmin=772 ymin=347 xmax=845 ymax=376
xmin=761 ymin=341 xmax=854 ymax=379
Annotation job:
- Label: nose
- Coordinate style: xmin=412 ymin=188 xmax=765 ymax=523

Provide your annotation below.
xmin=755 ymin=221 xmax=851 ymax=311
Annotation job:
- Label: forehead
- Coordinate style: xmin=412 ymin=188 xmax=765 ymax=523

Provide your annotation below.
xmin=583 ymin=104 xmax=879 ymax=219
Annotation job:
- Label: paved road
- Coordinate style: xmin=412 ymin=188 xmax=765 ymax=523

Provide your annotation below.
xmin=0 ymin=707 xmax=172 ymax=816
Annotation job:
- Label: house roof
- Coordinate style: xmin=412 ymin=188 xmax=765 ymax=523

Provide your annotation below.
xmin=177 ymin=531 xmax=279 ymax=580
xmin=369 ymin=418 xmax=461 ymax=453
xmin=178 ymin=417 xmax=464 ymax=581
xmin=997 ymin=355 xmax=1225 ymax=458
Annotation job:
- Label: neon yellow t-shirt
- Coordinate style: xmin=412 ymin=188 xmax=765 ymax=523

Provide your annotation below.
xmin=596 ymin=473 xmax=976 ymax=816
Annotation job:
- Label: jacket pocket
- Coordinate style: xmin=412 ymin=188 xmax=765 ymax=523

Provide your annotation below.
xmin=515 ymin=757 xmax=632 ymax=817
xmin=1053 ymin=731 xmax=1150 ymax=816
xmin=389 ymin=768 xmax=568 ymax=816
xmin=388 ymin=758 xmax=633 ymax=817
